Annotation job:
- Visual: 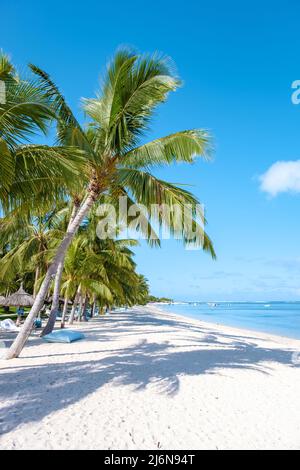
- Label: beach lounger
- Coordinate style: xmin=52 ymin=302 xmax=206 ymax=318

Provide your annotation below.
xmin=0 ymin=319 xmax=19 ymax=332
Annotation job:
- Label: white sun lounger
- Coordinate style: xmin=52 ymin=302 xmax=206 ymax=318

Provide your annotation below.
xmin=0 ymin=319 xmax=19 ymax=332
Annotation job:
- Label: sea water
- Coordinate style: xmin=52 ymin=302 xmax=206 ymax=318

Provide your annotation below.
xmin=157 ymin=301 xmax=300 ymax=339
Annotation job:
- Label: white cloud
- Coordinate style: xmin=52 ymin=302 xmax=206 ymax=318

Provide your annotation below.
xmin=259 ymin=160 xmax=300 ymax=196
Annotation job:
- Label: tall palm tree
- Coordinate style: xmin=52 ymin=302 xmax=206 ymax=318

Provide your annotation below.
xmin=0 ymin=52 xmax=85 ymax=211
xmin=60 ymin=236 xmax=113 ymax=325
xmin=0 ymin=51 xmax=85 ymax=338
xmin=0 ymin=203 xmax=71 ymax=297
xmin=6 ymin=48 xmax=215 ymax=359
xmin=59 ymin=234 xmax=142 ymax=325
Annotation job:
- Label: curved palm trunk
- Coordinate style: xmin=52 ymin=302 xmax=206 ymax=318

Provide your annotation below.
xmin=91 ymin=298 xmax=96 ymax=318
xmin=68 ymin=286 xmax=81 ymax=325
xmin=40 ymin=261 xmax=63 ymax=336
xmin=78 ymin=295 xmax=86 ymax=322
xmin=60 ymin=296 xmax=69 ymax=328
xmin=33 ymin=266 xmax=40 ymax=299
xmin=75 ymin=293 xmax=83 ymax=322
xmin=5 ymin=191 xmax=98 ymax=359
xmin=80 ymin=296 xmax=88 ymax=322
xmin=41 ymin=204 xmax=80 ymax=336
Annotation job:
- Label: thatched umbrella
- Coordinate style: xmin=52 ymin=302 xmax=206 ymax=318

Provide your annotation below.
xmin=0 ymin=295 xmax=6 ymax=305
xmin=3 ymin=285 xmax=34 ymax=307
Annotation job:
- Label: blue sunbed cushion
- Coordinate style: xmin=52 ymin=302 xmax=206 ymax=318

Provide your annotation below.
xmin=43 ymin=330 xmax=85 ymax=343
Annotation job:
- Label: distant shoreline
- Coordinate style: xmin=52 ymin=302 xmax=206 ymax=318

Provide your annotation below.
xmin=150 ymin=300 xmax=300 ymax=304
xmin=148 ymin=302 xmax=300 ymax=343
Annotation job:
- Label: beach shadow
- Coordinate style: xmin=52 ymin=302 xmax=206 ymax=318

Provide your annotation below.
xmin=1 ymin=327 xmax=299 ymax=435
xmin=97 ymin=310 xmax=274 ymax=343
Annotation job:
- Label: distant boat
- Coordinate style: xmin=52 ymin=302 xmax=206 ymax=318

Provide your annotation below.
xmin=207 ymin=302 xmax=217 ymax=308
xmin=264 ymin=304 xmax=271 ymax=308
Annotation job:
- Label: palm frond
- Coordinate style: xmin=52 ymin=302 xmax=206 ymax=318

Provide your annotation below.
xmin=0 ymin=51 xmax=15 ymax=81
xmin=122 ymin=130 xmax=212 ymax=168
xmin=29 ymin=64 xmax=96 ymax=160
xmin=84 ymin=48 xmax=180 ymax=153
xmin=0 ymin=78 xmax=55 ymax=149
xmin=0 ymin=138 xmax=14 ymax=195
xmin=2 ymin=145 xmax=87 ymax=209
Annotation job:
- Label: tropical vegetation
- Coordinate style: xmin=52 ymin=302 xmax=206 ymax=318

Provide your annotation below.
xmin=0 ymin=48 xmax=215 ymax=359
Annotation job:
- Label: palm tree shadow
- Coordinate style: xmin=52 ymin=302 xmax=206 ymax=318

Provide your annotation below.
xmin=1 ymin=331 xmax=299 ymax=435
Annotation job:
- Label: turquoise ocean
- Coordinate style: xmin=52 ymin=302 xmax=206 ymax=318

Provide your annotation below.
xmin=157 ymin=302 xmax=300 ymax=339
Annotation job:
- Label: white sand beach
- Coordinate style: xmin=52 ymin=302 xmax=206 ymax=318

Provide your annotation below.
xmin=1 ymin=305 xmax=300 ymax=450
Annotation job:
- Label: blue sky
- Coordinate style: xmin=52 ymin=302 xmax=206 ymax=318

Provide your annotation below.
xmin=2 ymin=0 xmax=300 ymax=301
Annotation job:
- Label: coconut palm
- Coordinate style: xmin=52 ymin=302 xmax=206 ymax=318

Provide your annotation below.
xmin=0 ymin=214 xmax=50 ymax=296
xmin=0 ymin=51 xmax=85 ymax=315
xmin=62 ymin=214 xmax=143 ymax=325
xmin=6 ymin=48 xmax=215 ymax=359
xmin=0 ymin=202 xmax=73 ymax=297
xmin=59 ymin=234 xmax=142 ymax=326
xmin=0 ymin=52 xmax=85 ymax=211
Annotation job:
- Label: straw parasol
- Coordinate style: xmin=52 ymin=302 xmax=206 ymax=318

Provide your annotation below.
xmin=0 ymin=295 xmax=6 ymax=305
xmin=3 ymin=285 xmax=34 ymax=307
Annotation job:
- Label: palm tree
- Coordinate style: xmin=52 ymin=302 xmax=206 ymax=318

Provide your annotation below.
xmin=59 ymin=233 xmax=143 ymax=325
xmin=0 ymin=51 xmax=85 ymax=302
xmin=0 ymin=51 xmax=85 ymax=342
xmin=0 ymin=52 xmax=85 ymax=211
xmin=6 ymin=48 xmax=215 ymax=359
xmin=0 ymin=204 xmax=83 ymax=319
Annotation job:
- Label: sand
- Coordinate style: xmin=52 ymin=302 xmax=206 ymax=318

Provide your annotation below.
xmin=1 ymin=304 xmax=300 ymax=450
